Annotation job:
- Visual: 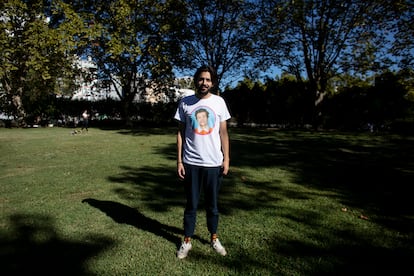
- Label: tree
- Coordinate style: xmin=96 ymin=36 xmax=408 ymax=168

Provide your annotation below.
xmin=258 ymin=0 xmax=399 ymax=127
xmin=178 ymin=0 xmax=259 ymax=92
xmin=390 ymin=0 xmax=414 ymax=70
xmin=77 ymin=0 xmax=187 ymax=125
xmin=0 ymin=0 xmax=93 ymax=126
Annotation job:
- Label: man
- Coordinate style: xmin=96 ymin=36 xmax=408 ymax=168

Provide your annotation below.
xmin=81 ymin=109 xmax=89 ymax=132
xmin=174 ymin=65 xmax=231 ymax=259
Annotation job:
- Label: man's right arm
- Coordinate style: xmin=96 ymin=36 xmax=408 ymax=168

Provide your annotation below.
xmin=177 ymin=122 xmax=185 ymax=179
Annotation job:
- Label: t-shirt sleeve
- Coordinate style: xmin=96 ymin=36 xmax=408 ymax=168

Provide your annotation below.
xmin=174 ymin=101 xmax=184 ymax=122
xmin=220 ymin=98 xmax=231 ymax=122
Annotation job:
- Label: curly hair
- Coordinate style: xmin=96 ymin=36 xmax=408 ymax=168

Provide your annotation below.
xmin=193 ymin=65 xmax=218 ymax=93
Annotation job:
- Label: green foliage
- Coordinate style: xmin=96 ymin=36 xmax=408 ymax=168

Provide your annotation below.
xmin=0 ymin=0 xmax=94 ymax=124
xmin=1 ymin=0 xmax=413 ymax=130
xmin=259 ymin=0 xmax=399 ymax=78
xmin=180 ymin=0 xmax=260 ymax=89
xmin=82 ymin=0 xmax=187 ymax=122
xmin=389 ymin=0 xmax=414 ymax=69
xmin=256 ymin=0 xmax=410 ymax=127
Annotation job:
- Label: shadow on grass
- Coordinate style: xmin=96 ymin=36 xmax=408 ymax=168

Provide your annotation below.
xmin=105 ymin=128 xmax=413 ymax=274
xmin=229 ymin=129 xmax=414 ymax=220
xmin=226 ymin=129 xmax=414 ymax=274
xmin=1 ymin=214 xmax=114 ymax=275
xmin=107 ymin=165 xmax=183 ymax=212
xmin=105 ymin=127 xmax=414 ymax=217
xmin=270 ymin=233 xmax=413 ymax=276
xmin=97 ymin=125 xmax=176 ymax=136
xmin=105 ymin=163 xmax=284 ymax=221
xmin=81 ymin=198 xmax=208 ymax=247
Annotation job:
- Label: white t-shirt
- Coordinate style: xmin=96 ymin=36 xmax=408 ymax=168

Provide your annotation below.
xmin=174 ymin=94 xmax=231 ymax=167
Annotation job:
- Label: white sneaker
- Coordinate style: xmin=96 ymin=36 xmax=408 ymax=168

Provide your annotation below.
xmin=177 ymin=242 xmax=192 ymax=259
xmin=211 ymin=239 xmax=227 ymax=256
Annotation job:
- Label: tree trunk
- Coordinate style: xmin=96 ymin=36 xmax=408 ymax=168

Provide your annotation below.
xmin=12 ymin=93 xmax=27 ymax=127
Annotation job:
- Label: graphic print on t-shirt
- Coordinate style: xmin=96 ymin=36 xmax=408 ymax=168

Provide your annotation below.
xmin=190 ymin=106 xmax=215 ymax=135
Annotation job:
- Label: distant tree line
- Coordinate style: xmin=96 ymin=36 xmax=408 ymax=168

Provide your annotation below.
xmin=3 ymin=69 xmax=411 ymax=135
xmin=223 ymin=70 xmax=413 ymax=133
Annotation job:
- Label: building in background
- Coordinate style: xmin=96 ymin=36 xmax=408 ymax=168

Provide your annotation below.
xmin=71 ymin=57 xmax=194 ymax=103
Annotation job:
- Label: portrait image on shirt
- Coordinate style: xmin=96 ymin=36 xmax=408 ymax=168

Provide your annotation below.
xmin=191 ymin=106 xmax=215 ymax=135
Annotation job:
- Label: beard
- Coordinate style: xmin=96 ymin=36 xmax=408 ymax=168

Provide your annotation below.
xmin=197 ymin=85 xmax=213 ymax=95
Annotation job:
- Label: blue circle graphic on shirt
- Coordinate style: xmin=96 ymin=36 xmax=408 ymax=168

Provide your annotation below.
xmin=191 ymin=106 xmax=215 ymax=135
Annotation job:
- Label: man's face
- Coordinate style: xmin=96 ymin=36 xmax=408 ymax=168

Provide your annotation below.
xmin=196 ymin=111 xmax=208 ymax=127
xmin=196 ymin=71 xmax=213 ymax=95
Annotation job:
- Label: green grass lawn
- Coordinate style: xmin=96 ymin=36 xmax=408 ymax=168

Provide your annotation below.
xmin=1 ymin=126 xmax=413 ymax=275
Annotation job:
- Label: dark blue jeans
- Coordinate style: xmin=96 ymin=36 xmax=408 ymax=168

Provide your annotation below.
xmin=183 ymin=164 xmax=223 ymax=238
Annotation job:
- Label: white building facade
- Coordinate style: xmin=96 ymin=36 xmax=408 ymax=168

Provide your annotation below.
xmin=71 ymin=57 xmax=194 ymax=103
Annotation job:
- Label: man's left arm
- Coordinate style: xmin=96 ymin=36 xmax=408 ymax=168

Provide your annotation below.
xmin=219 ymin=120 xmax=230 ymax=175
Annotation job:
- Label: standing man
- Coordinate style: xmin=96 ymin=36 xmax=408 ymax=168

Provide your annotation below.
xmin=174 ymin=65 xmax=231 ymax=259
xmin=81 ymin=109 xmax=89 ymax=132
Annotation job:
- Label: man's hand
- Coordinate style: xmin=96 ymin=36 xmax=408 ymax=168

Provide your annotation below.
xmin=177 ymin=163 xmax=185 ymax=179
xmin=221 ymin=159 xmax=230 ymax=176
